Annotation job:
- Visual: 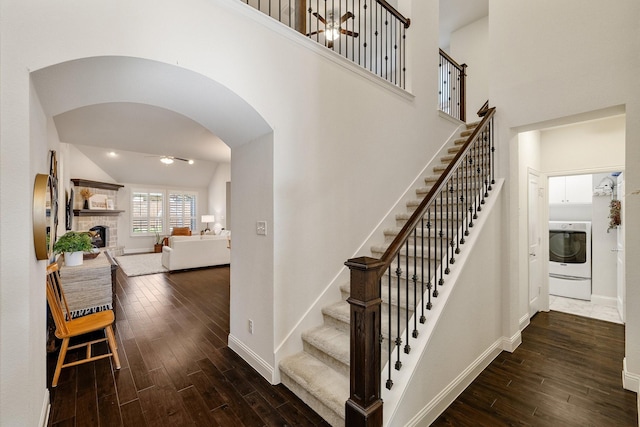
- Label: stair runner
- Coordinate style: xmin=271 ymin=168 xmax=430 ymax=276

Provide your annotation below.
xmin=279 ymin=123 xmax=480 ymax=426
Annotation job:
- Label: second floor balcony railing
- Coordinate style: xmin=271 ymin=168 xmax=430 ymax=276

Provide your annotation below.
xmin=240 ymin=0 xmax=411 ymax=89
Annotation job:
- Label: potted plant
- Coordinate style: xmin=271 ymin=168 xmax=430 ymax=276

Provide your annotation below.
xmin=153 ymin=232 xmax=164 ymax=253
xmin=53 ymin=231 xmax=93 ymax=266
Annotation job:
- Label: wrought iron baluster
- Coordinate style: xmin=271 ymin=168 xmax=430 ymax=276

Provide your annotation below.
xmin=455 ymin=166 xmax=462 ymax=253
xmin=438 ymin=190 xmax=445 ymax=286
xmin=420 ymin=217 xmax=426 ymax=322
xmin=394 ymin=253 xmax=402 ymax=370
xmin=404 ymin=239 xmax=410 ymax=354
xmin=448 ymin=177 xmax=455 ymax=267
xmin=411 ymin=228 xmax=418 ymax=339
xmin=386 ymin=267 xmax=393 ymax=389
xmin=474 ymin=136 xmax=481 ymax=216
xmin=426 ymin=210 xmax=433 ymax=308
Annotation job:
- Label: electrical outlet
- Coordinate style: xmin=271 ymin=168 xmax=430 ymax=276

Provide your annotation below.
xmin=256 ymin=221 xmax=267 ymax=236
xmin=248 ymin=319 xmax=254 ymax=334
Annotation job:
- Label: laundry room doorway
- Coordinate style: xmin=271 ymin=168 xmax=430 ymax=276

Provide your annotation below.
xmin=518 ymin=111 xmax=626 ymax=323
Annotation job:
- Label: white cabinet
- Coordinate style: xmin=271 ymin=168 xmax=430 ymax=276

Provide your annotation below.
xmin=549 ymin=174 xmax=592 ymax=204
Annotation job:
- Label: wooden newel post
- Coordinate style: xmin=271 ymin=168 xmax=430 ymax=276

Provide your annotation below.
xmin=345 ymin=256 xmax=384 ymax=427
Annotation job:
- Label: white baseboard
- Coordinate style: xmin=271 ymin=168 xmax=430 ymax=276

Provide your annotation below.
xmin=123 ymin=248 xmax=151 ymax=255
xmin=623 ymin=357 xmax=640 ymax=393
xmin=405 ymin=337 xmax=506 ymax=427
xmin=502 ymin=330 xmax=522 ymax=353
xmin=39 ymin=388 xmax=50 ymax=427
xmin=519 ymin=313 xmax=530 ymax=332
xmin=227 ymin=334 xmax=276 ymax=384
xmin=591 ymin=294 xmax=618 ymax=308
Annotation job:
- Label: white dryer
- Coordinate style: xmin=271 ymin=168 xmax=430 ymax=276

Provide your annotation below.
xmin=548 ymin=221 xmax=592 ymax=300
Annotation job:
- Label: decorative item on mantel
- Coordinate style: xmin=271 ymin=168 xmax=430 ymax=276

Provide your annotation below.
xmin=80 ymin=188 xmax=93 ymax=210
xmin=608 ymin=199 xmax=621 ymax=233
xmin=53 ymin=231 xmax=93 ymax=267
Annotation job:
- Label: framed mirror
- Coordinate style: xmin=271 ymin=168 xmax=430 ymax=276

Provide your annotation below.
xmin=33 ymin=173 xmax=52 ymax=260
xmin=33 ymin=150 xmax=59 ymax=260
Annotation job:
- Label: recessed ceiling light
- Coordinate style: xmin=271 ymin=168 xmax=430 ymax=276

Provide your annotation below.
xmin=108 ymin=151 xmax=117 ymax=157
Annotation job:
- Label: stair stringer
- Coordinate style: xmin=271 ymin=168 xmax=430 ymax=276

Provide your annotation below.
xmin=273 ymin=119 xmax=466 ymax=382
xmin=382 ymin=179 xmax=520 ymax=427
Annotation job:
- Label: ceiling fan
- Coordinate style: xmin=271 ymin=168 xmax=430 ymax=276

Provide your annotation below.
xmin=307 ymin=11 xmax=359 ymax=48
xmin=144 ymin=154 xmax=194 ymax=165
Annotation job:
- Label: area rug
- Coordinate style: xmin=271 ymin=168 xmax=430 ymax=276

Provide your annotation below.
xmin=115 ymin=253 xmax=168 ymax=277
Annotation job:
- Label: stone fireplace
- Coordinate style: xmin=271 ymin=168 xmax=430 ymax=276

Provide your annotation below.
xmin=71 ymin=179 xmax=124 ymax=249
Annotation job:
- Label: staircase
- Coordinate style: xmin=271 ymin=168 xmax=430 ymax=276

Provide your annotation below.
xmin=279 ymin=122 xmax=482 ymax=426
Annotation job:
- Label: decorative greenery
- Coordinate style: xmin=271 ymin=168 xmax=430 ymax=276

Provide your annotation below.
xmin=608 ymin=199 xmax=621 ymax=232
xmin=53 ymin=231 xmax=92 ymax=254
xmin=154 ymin=232 xmax=164 ymax=245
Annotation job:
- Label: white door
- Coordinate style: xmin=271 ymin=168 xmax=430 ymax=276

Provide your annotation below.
xmin=616 ymin=173 xmax=625 ymax=322
xmin=528 ymin=171 xmax=542 ymax=316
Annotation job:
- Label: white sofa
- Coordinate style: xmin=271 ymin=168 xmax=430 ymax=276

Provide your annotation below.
xmin=161 ymin=234 xmax=230 ymax=272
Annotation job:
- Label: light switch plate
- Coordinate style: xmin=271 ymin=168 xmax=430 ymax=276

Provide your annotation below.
xmin=256 ymin=221 xmax=267 ymax=236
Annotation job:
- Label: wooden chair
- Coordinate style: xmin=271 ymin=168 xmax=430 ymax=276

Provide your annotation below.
xmin=46 ymin=263 xmax=121 ymax=387
xmin=171 ymin=227 xmax=192 ymax=236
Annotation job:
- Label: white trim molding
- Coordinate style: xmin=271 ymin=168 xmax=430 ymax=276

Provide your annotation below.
xmin=228 ymin=334 xmax=275 ymax=384
xmin=502 ymin=330 xmax=523 ymax=353
xmin=39 ymin=389 xmax=50 ymax=427
xmin=405 ymin=337 xmax=506 ymax=427
xmin=519 ymin=313 xmax=531 ymax=332
xmin=623 ymin=357 xmax=640 ymax=393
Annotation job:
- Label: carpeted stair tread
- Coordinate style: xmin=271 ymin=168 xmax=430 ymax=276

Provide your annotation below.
xmin=280 ymin=121 xmax=484 ymax=425
xmin=279 ymin=352 xmax=348 ymax=423
xmin=321 ymin=301 xmax=350 ymax=333
xmin=383 ymin=226 xmax=461 ymax=241
xmin=302 ymin=325 xmax=350 ymax=375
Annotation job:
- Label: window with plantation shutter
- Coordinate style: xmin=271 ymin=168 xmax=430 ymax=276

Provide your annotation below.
xmin=131 ymin=190 xmax=164 ymax=235
xmin=168 ymin=191 xmax=196 ymax=232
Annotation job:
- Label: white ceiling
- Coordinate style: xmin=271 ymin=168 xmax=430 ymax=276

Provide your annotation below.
xmin=32 ymin=56 xmax=271 ymax=189
xmin=439 ymin=0 xmax=489 ymax=49
xmin=54 ymin=103 xmax=229 ymax=188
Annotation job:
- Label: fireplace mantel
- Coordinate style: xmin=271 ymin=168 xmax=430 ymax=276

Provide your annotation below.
xmin=73 ymin=209 xmax=124 ymax=217
xmin=71 ymin=179 xmax=124 ymax=191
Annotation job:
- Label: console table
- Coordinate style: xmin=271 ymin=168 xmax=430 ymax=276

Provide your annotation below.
xmin=58 ymin=251 xmax=118 ymax=318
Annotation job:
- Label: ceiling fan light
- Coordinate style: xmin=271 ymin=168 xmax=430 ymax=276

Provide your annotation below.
xmin=326 ymin=25 xmax=340 ymax=41
xmin=160 ymin=156 xmax=174 ymax=165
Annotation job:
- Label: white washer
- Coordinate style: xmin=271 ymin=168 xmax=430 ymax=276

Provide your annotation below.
xmin=549 ymin=221 xmax=592 ymax=300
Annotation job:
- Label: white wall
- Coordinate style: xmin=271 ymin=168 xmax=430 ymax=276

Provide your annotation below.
xmin=517 ymin=130 xmax=541 ymax=322
xmin=449 ymin=16 xmax=489 ymax=120
xmin=1 ymin=3 xmax=456 ymax=418
xmin=228 ymin=132 xmax=275 ymax=378
xmin=208 ymin=162 xmax=230 ymax=230
xmin=591 ymin=173 xmax=619 ymax=303
xmin=388 ymin=184 xmax=506 ymax=426
xmin=490 ymin=0 xmax=640 ymax=391
xmin=540 ymin=115 xmax=625 ymax=174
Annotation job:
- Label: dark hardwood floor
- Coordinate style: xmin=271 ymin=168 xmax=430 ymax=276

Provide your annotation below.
xmin=433 ymin=310 xmax=638 ymax=426
xmin=47 ymin=265 xmax=638 ymax=427
xmin=47 ymin=265 xmax=329 ymax=427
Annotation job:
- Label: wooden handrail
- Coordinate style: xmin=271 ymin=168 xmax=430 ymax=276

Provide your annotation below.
xmin=377 ymin=0 xmax=411 ymax=28
xmin=439 ymin=48 xmax=464 ymax=72
xmin=346 ymin=106 xmax=496 ymax=426
xmin=379 ymin=107 xmax=496 ymax=268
